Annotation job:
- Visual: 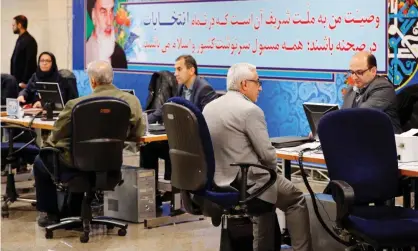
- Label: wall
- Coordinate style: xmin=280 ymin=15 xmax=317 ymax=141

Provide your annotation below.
xmin=14 ymin=0 xmax=413 ymax=138
xmin=1 ymin=0 xmax=73 ymax=73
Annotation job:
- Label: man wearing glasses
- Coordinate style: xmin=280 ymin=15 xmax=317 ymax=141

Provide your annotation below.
xmin=203 ymin=63 xmax=312 ymax=251
xmin=342 ymin=51 xmax=402 ymax=134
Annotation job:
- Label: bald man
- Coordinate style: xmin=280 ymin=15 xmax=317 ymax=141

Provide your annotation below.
xmin=342 ymin=52 xmax=402 ymax=134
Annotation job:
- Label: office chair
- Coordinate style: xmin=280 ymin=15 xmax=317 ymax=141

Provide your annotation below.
xmin=397 ymin=83 xmax=418 ymax=132
xmin=41 ymin=97 xmax=130 ymax=243
xmin=1 ymin=74 xmax=19 ymax=105
xmin=58 ymin=69 xmax=79 ymax=104
xmin=162 ymin=97 xmax=280 ymax=251
xmin=1 ymin=124 xmax=39 ymax=218
xmin=317 ymin=108 xmax=418 ymax=250
xmin=144 ymin=70 xmax=177 ymax=117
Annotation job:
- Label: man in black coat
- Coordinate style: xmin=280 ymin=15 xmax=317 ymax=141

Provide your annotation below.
xmin=10 ymin=15 xmax=38 ymax=90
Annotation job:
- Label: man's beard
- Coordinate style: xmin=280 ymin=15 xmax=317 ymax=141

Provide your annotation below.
xmin=13 ymin=28 xmax=20 ymax=34
xmin=96 ymin=28 xmax=116 ymax=61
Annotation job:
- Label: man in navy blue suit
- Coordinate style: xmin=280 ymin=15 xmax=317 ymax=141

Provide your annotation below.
xmin=142 ymin=55 xmax=218 ymax=205
xmin=147 ymin=55 xmax=218 ymax=123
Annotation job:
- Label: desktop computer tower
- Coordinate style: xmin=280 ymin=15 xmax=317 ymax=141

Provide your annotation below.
xmin=104 ymin=165 xmax=156 ymax=223
xmin=304 ymin=193 xmax=347 ymax=251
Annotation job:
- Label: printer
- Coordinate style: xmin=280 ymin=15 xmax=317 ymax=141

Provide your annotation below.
xmin=395 ymin=128 xmax=418 ymax=162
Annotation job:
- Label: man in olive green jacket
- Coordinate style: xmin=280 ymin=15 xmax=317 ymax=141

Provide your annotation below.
xmin=33 ymin=61 xmax=145 ymax=227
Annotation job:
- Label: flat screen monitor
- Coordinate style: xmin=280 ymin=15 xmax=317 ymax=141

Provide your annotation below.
xmin=121 ymin=89 xmax=135 ymax=96
xmin=35 ymin=82 xmax=64 ymax=111
xmin=303 ymin=102 xmax=339 ymax=139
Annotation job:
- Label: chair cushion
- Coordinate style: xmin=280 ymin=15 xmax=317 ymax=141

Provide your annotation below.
xmin=1 ymin=142 xmax=39 ymax=154
xmin=347 ymin=206 xmax=418 ymax=247
xmin=205 ymin=190 xmax=240 ymax=209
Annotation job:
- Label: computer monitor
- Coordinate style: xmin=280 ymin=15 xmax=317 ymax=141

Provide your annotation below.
xmin=121 ymin=89 xmax=135 ymax=96
xmin=303 ymin=102 xmax=339 ymax=139
xmin=35 ymin=82 xmax=64 ymax=111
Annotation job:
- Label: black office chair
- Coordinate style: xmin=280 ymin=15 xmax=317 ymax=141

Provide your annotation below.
xmin=58 ymin=69 xmax=79 ymax=104
xmin=1 ymin=124 xmax=39 ymax=217
xmin=144 ymin=70 xmax=177 ymax=118
xmin=162 ymin=97 xmax=280 ymax=251
xmin=1 ymin=74 xmax=19 ymax=105
xmin=41 ymin=97 xmax=131 ymax=243
xmin=397 ymin=83 xmax=418 ymax=132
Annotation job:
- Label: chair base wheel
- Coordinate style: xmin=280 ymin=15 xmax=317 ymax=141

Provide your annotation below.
xmin=80 ymin=232 xmax=89 ymax=243
xmin=2 ymin=212 xmax=9 ymax=218
xmin=45 ymin=230 xmax=53 ymax=239
xmin=118 ymin=228 xmax=127 ymax=236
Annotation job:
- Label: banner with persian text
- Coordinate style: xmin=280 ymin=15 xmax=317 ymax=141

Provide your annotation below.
xmin=85 ymin=0 xmax=387 ymax=81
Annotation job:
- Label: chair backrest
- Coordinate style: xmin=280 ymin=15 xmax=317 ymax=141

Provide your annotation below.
xmin=71 ymin=97 xmax=131 ymax=172
xmin=317 ymin=108 xmax=399 ymax=204
xmin=162 ymin=97 xmax=215 ymax=192
xmin=1 ymin=74 xmax=19 ymax=105
xmin=145 ymin=71 xmax=178 ymax=111
xmin=58 ymin=69 xmax=79 ymax=104
xmin=397 ymin=84 xmax=418 ymax=131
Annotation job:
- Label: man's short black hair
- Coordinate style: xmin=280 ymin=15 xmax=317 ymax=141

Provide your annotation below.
xmin=367 ymin=54 xmax=377 ymax=69
xmin=87 ymin=0 xmax=97 ymax=17
xmin=176 ymin=55 xmax=198 ymax=75
xmin=13 ymin=15 xmax=28 ymax=29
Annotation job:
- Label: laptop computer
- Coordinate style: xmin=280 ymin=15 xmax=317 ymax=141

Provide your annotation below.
xmin=270 ymin=102 xmax=339 ymax=148
xmin=148 ymin=124 xmax=166 ymax=135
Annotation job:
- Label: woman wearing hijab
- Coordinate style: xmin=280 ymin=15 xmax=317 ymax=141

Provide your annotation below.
xmin=17 ymin=52 xmax=78 ymax=108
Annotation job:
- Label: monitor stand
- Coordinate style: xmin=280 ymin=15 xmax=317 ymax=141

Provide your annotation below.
xmin=41 ymin=102 xmax=55 ymax=121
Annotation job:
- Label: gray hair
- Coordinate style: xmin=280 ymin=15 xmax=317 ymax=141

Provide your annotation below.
xmin=226 ymin=63 xmax=257 ymax=91
xmin=86 ymin=60 xmax=113 ymax=85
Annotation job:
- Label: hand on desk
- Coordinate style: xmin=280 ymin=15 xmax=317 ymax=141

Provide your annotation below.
xmin=17 ymin=95 xmax=26 ymax=103
xmin=33 ymin=101 xmax=42 ymax=108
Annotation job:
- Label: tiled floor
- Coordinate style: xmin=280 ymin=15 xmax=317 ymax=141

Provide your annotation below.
xmin=0 ymin=172 xmax=325 ymax=251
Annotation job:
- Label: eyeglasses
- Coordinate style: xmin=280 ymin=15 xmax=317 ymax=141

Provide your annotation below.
xmin=40 ymin=59 xmax=52 ymax=64
xmin=348 ymin=67 xmax=372 ymax=77
xmin=245 ymin=79 xmax=262 ymax=87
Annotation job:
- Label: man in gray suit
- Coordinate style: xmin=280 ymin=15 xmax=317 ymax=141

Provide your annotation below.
xmin=203 ymin=63 xmax=312 ymax=251
xmin=342 ymin=51 xmax=402 ymax=134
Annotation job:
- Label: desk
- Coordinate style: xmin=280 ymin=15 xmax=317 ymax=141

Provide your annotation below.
xmin=0 ymin=116 xmax=168 ymax=143
xmin=276 ymin=144 xmax=418 ymax=209
xmin=276 ymin=148 xmax=418 ymax=178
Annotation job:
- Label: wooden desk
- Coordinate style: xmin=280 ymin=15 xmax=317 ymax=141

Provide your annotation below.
xmin=1 ymin=116 xmax=168 ymax=143
xmin=0 ymin=116 xmax=54 ymax=130
xmin=276 ymin=149 xmax=418 ymax=177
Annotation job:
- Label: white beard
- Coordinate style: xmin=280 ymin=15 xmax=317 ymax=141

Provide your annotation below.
xmin=86 ymin=29 xmax=115 ymax=65
xmin=96 ymin=29 xmax=115 ymax=61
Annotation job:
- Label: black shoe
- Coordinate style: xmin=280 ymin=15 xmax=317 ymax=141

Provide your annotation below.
xmin=37 ymin=212 xmax=59 ymax=227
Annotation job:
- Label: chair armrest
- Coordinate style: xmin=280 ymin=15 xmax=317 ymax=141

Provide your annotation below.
xmin=230 ymin=162 xmax=277 ymax=205
xmin=40 ymin=147 xmax=62 ymax=184
xmin=325 ymin=180 xmax=355 ymax=227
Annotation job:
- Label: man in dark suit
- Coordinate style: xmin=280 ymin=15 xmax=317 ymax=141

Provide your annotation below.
xmin=147 ymin=55 xmax=218 ymax=123
xmin=342 ymin=52 xmax=402 ymax=134
xmin=10 ymin=15 xmax=37 ymax=90
xmin=142 ymin=55 xmax=218 ymax=204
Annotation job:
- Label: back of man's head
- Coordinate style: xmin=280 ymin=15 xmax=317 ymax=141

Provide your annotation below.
xmin=13 ymin=15 xmax=28 ymax=30
xmin=87 ymin=60 xmax=113 ymax=86
xmin=227 ymin=63 xmax=256 ymax=91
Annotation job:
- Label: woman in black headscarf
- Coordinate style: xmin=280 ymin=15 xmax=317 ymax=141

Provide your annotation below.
xmin=17 ymin=51 xmax=77 ymax=108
